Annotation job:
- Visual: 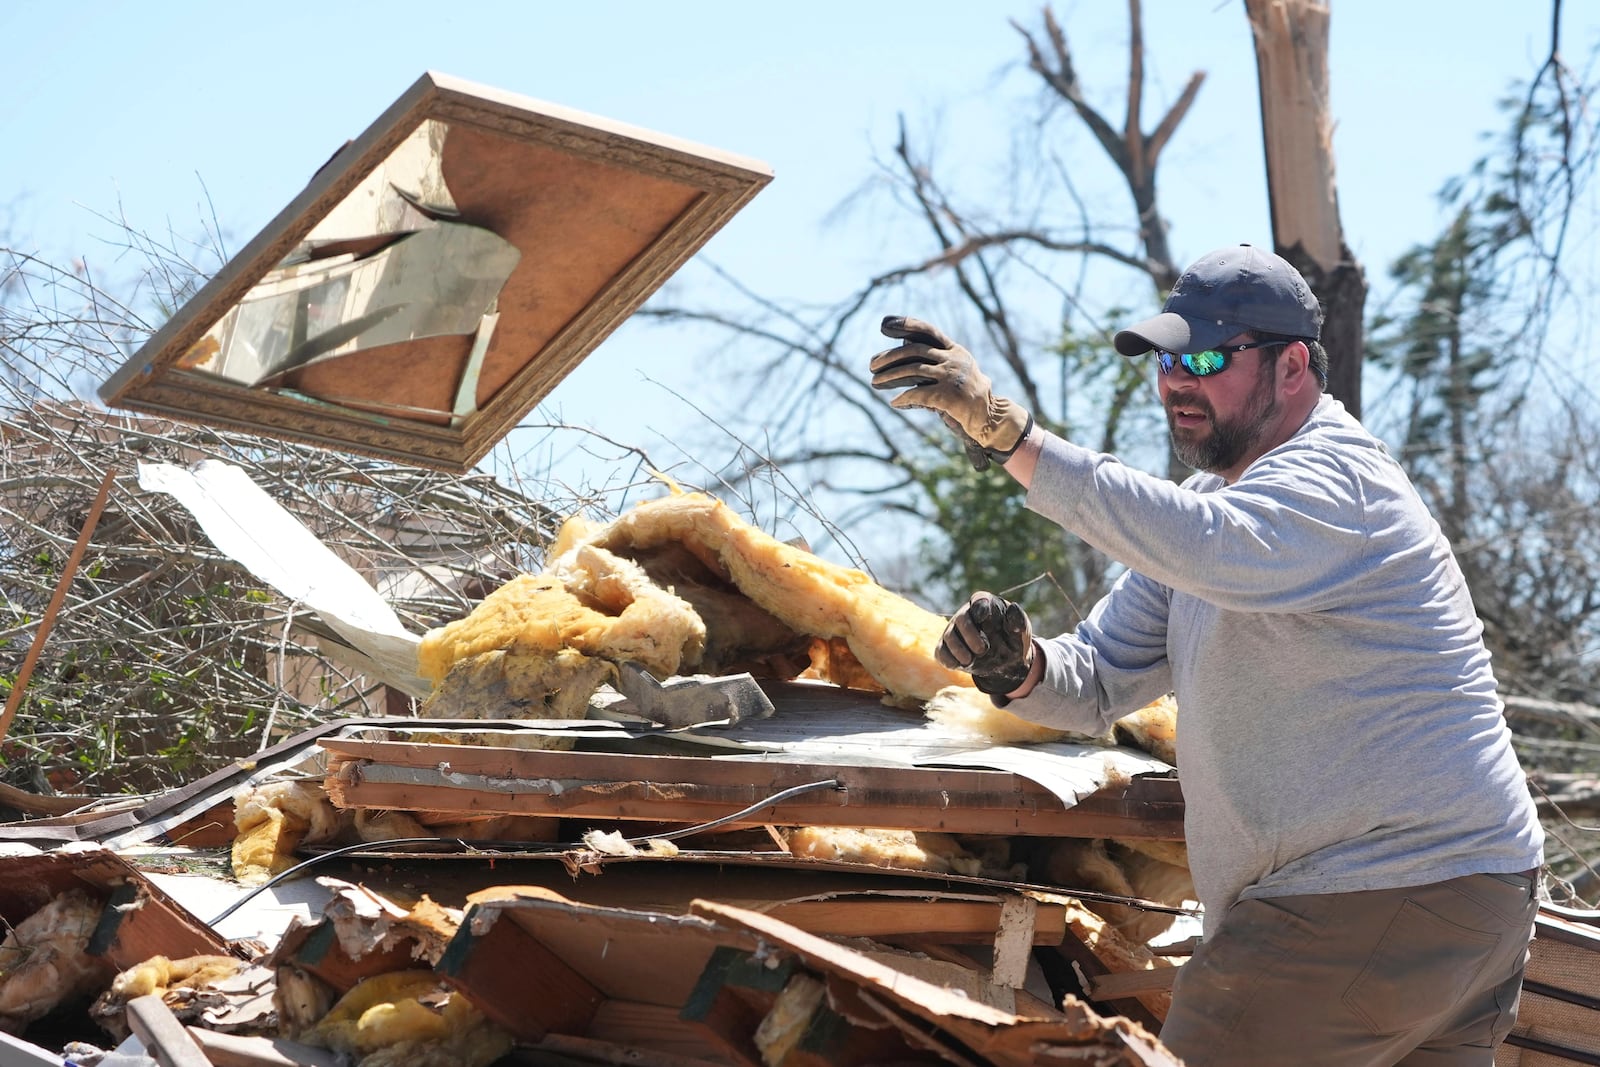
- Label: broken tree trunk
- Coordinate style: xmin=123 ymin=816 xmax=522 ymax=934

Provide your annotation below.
xmin=1244 ymin=0 xmax=1368 ymax=418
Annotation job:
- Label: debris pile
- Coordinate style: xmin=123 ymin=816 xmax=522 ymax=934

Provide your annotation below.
xmin=1 ymin=485 xmax=1596 ymax=1066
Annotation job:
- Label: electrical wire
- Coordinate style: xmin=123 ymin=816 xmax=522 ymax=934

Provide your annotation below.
xmin=206 ymin=777 xmax=845 ymax=927
xmin=208 ymin=836 xmax=455 ymax=927
xmin=625 ymin=777 xmax=842 ymax=843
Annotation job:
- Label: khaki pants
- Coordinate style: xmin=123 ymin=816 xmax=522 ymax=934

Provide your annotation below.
xmin=1160 ymin=871 xmax=1539 ymax=1066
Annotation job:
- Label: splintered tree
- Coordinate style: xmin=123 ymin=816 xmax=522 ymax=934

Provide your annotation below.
xmin=1243 ymin=0 xmax=1367 ymax=415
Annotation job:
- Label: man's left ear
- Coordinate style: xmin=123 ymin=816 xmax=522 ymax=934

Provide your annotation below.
xmin=1284 ymin=341 xmax=1313 ymax=390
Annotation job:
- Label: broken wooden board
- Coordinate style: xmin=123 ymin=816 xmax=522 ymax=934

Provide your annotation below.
xmin=693 ymin=899 xmax=1180 ymax=1067
xmin=437 ymin=886 xmax=757 ymax=1047
xmin=319 ymin=738 xmax=1184 ymax=840
xmin=280 ymin=849 xmax=1190 ymax=950
xmin=265 ymin=878 xmax=461 ymax=995
xmin=433 ymin=885 xmax=1182 ymax=1065
xmin=100 ymin=72 xmax=772 ymax=472
xmin=1501 ymin=908 xmax=1600 ymax=1065
xmin=0 ymin=848 xmax=231 ymax=970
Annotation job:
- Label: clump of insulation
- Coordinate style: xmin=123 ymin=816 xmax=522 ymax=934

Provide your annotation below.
xmin=0 ymin=889 xmax=113 ymax=1034
xmin=782 ymin=826 xmax=998 ymax=878
xmin=417 ymin=493 xmax=972 ymax=720
xmin=231 ymin=779 xmax=343 ymax=885
xmin=301 ymin=969 xmax=513 ymax=1067
xmin=927 ymin=688 xmax=1179 ymax=767
xmin=90 ymin=954 xmax=253 ymax=1040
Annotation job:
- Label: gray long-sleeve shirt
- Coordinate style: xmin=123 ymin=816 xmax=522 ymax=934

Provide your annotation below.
xmin=1009 ymin=395 xmax=1543 ymax=935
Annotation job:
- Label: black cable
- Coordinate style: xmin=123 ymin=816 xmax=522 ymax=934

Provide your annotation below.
xmin=206 ymin=778 xmax=845 ymax=928
xmin=208 ymin=836 xmax=456 ymax=927
xmin=623 ymin=778 xmax=842 ymax=844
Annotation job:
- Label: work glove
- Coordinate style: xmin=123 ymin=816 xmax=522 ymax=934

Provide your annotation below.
xmin=869 ymin=316 xmax=1034 ymax=471
xmin=936 ymin=591 xmax=1035 ymax=701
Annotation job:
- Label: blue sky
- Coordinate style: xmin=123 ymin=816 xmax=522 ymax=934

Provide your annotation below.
xmin=5 ymin=2 xmax=1592 ymax=539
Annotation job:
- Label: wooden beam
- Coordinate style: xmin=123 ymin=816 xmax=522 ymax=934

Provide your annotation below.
xmin=535 ymin=1025 xmax=733 ymax=1067
xmin=580 ymin=1000 xmax=752 ymax=1066
xmin=126 ymin=994 xmax=214 ymax=1067
xmin=320 ymin=740 xmax=1184 ymax=840
xmin=761 ymin=898 xmax=1065 ymax=945
xmin=680 ymin=946 xmax=784 ymax=1067
xmin=1084 ymin=966 xmax=1181 ymax=1001
xmin=185 ymin=1028 xmax=345 ymax=1067
xmin=1038 ymin=938 xmax=1165 ymax=1034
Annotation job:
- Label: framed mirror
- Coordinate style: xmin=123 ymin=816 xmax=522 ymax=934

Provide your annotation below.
xmin=100 ymin=72 xmax=772 ymax=471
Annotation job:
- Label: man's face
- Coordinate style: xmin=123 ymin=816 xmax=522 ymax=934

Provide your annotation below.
xmin=1159 ymin=338 xmax=1282 ymax=476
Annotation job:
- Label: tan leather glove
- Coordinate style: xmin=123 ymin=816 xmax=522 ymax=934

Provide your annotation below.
xmin=870 ymin=316 xmax=1033 ymax=469
xmin=936 ymin=591 xmax=1035 ymax=703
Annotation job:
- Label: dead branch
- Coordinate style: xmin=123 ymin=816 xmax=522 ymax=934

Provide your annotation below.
xmin=1012 ymin=1 xmax=1198 ymax=286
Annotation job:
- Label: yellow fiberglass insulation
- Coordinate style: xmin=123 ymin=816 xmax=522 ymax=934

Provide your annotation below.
xmin=416 ymin=491 xmax=1181 ymax=769
xmin=304 ymin=969 xmax=513 ymax=1067
xmin=782 ymin=826 xmax=1016 ymax=878
xmin=927 ymin=687 xmax=1179 ymax=767
xmin=0 ymin=889 xmax=113 ymax=1035
xmin=417 ymin=492 xmax=970 ymax=712
xmin=90 ymin=955 xmax=250 ymax=1040
xmin=420 ymin=549 xmax=704 ymax=682
xmin=231 ymin=779 xmax=342 ymax=886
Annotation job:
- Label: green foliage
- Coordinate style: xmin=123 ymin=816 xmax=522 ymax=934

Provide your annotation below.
xmin=908 ymin=447 xmax=1079 ymax=629
xmin=1366 ymin=57 xmax=1600 ymax=712
xmin=1369 ymin=205 xmax=1503 ymax=541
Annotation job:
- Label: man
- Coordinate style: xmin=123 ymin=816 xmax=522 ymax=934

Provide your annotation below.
xmin=869 ymin=244 xmax=1544 ymax=1066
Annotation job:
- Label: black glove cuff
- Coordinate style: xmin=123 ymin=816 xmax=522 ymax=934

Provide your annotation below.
xmin=984 ymin=411 xmax=1035 ymax=463
xmin=970 ymin=659 xmax=1032 ymax=700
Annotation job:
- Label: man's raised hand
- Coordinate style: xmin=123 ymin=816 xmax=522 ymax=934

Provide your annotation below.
xmin=870 ymin=316 xmax=1033 ymax=469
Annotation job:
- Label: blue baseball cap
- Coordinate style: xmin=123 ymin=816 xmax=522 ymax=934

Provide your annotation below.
xmin=1113 ymin=244 xmax=1323 ymax=356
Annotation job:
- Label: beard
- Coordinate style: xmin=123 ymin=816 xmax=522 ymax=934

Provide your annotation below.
xmin=1166 ymin=358 xmax=1279 ymax=473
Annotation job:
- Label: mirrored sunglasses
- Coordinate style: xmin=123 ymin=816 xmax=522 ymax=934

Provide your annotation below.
xmin=1156 ymin=340 xmax=1290 ymax=377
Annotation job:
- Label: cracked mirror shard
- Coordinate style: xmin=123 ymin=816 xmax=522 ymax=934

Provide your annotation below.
xmin=180 ymin=119 xmax=521 ymax=407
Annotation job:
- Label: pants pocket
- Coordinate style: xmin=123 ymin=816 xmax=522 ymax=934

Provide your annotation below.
xmin=1341 ymin=897 xmax=1499 ymax=1035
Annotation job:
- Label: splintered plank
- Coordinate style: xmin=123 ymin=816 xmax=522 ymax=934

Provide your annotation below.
xmin=319 ymin=739 xmax=1183 ymax=840
xmin=760 ymin=896 xmax=1065 ymax=945
xmin=436 ymin=899 xmax=605 ymax=1040
xmin=126 ymin=995 xmax=213 ymax=1067
xmin=581 ymin=1000 xmax=752 ymax=1065
xmin=1038 ymin=936 xmax=1165 ymax=1034
xmin=267 ymin=918 xmax=424 ymax=994
xmin=1083 ymin=966 xmax=1182 ymax=1001
xmin=694 ymin=900 xmax=1169 ymax=1067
